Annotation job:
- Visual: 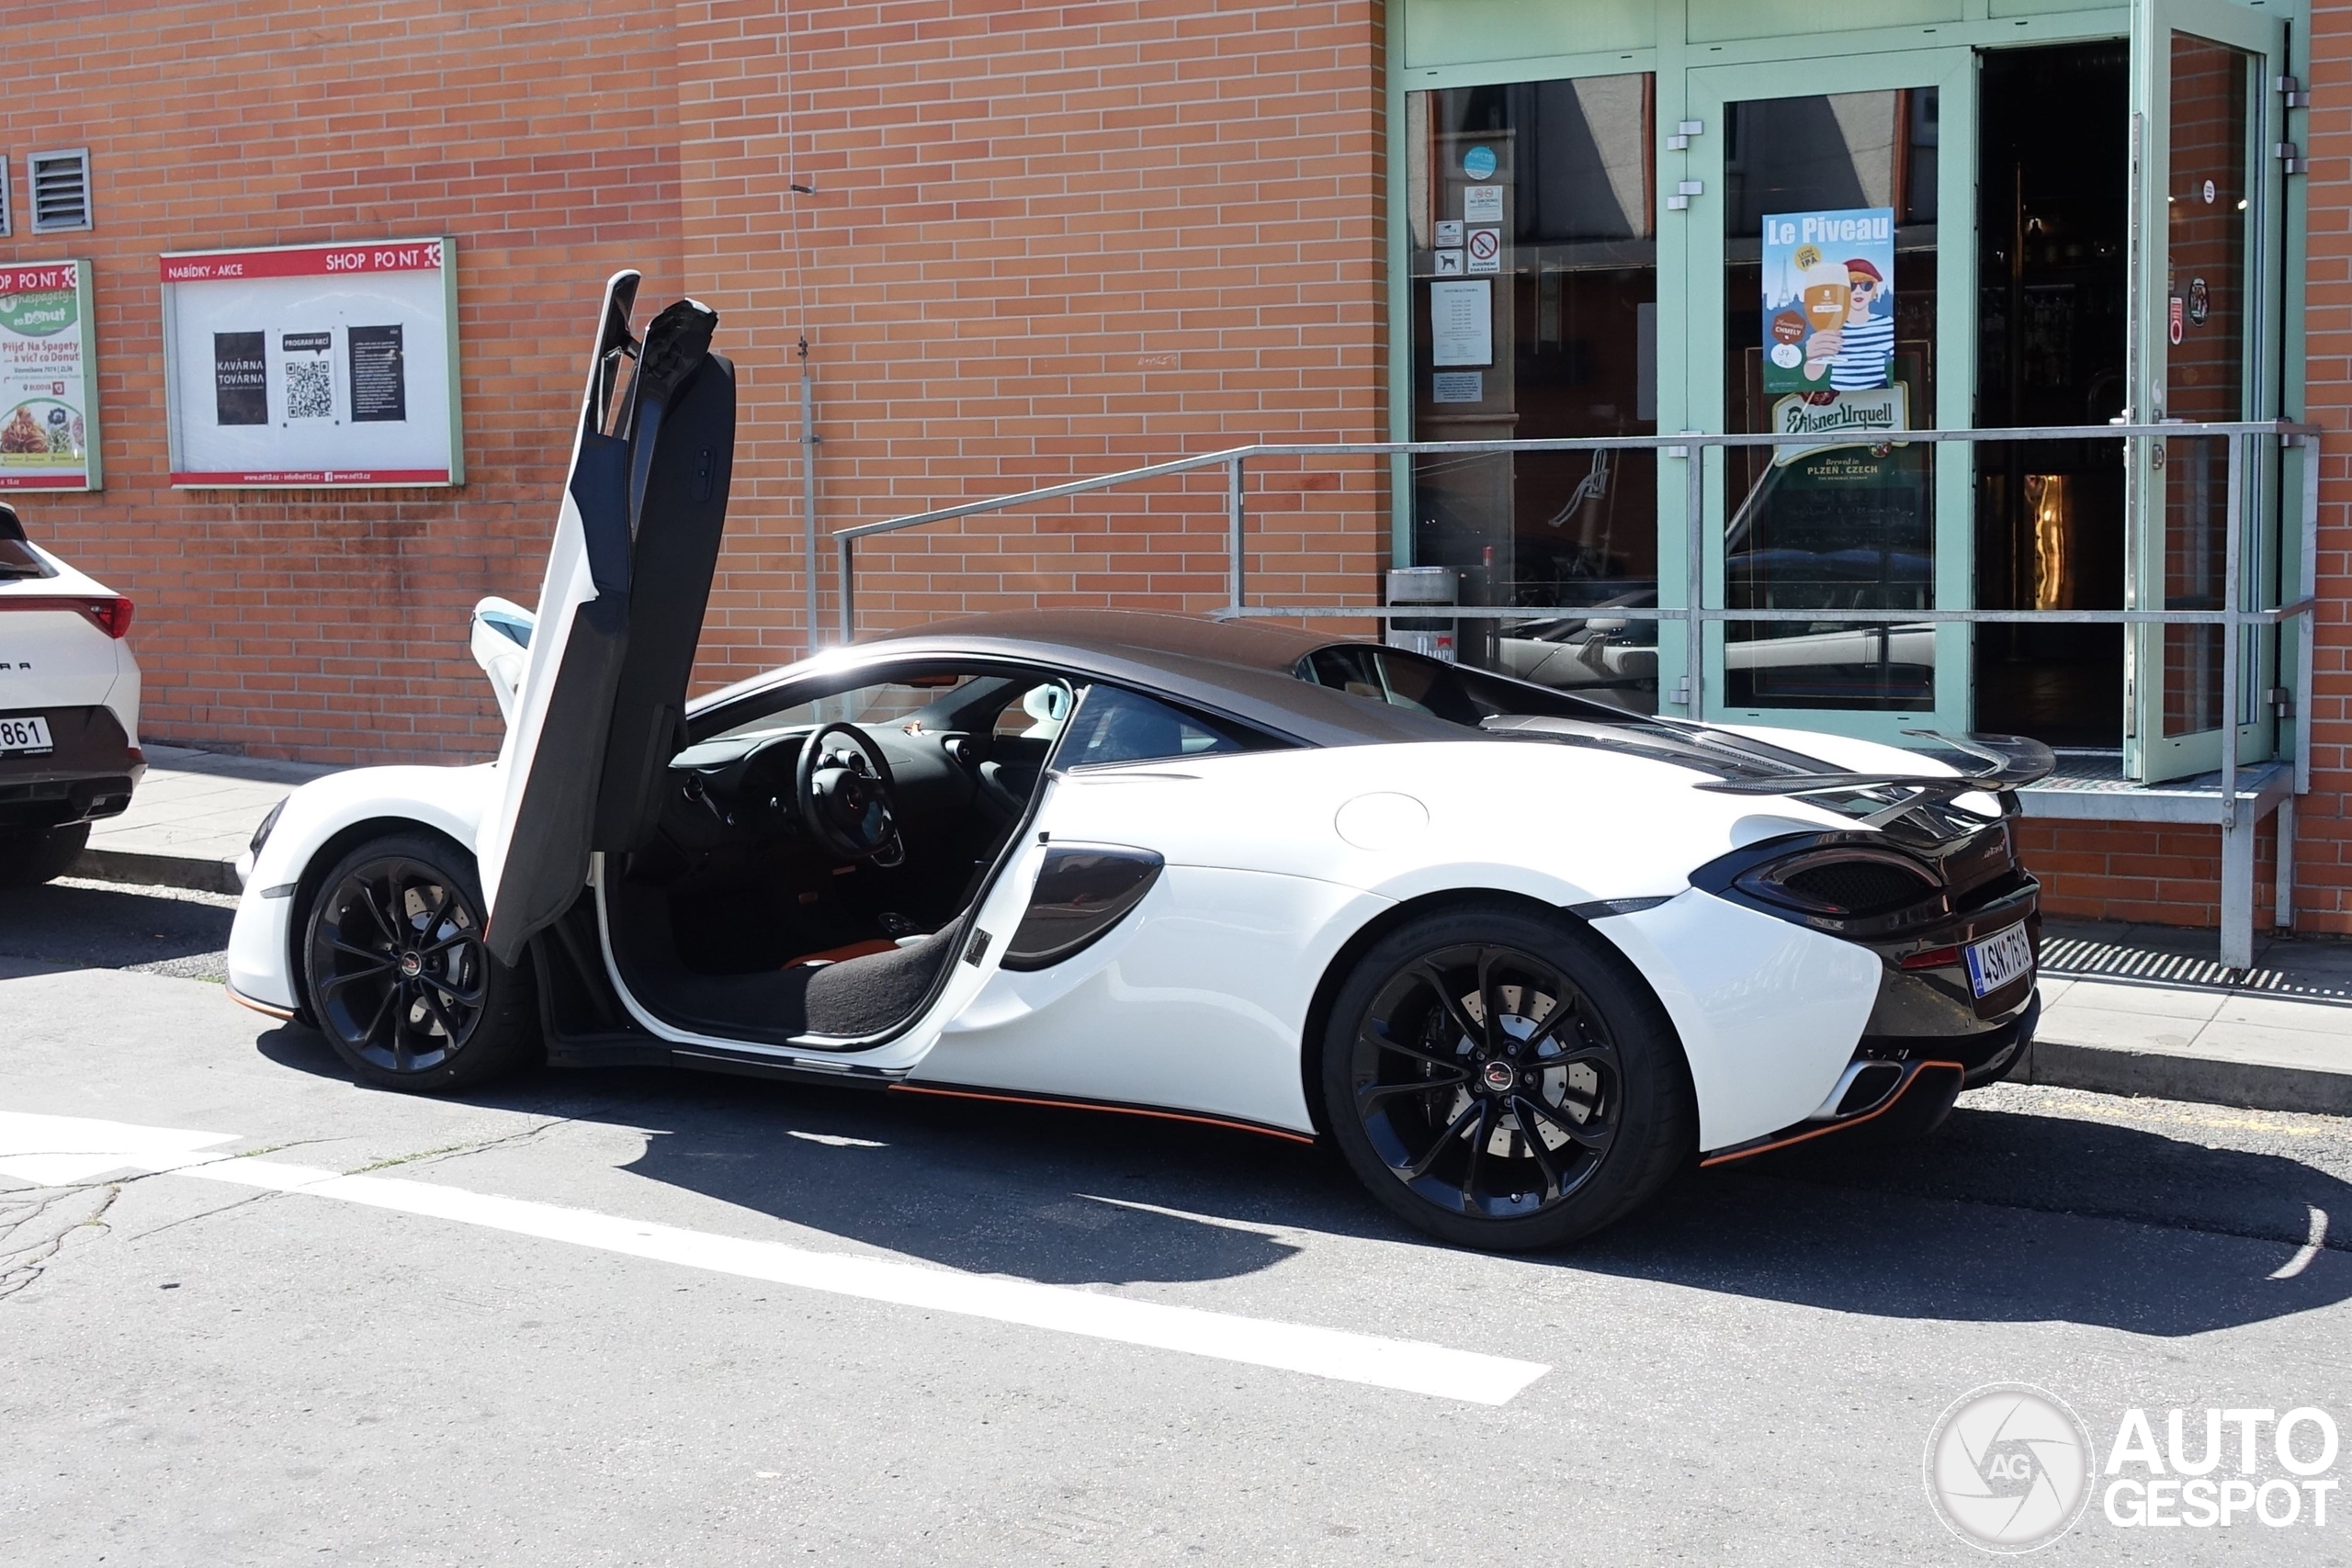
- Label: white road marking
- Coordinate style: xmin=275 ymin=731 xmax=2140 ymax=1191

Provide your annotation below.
xmin=0 ymin=1112 xmax=1548 ymax=1405
xmin=2269 ymin=1205 xmax=2330 ymax=1280
xmin=786 ymin=1130 xmax=888 ymax=1148
xmin=0 ymin=1112 xmax=239 ymax=1186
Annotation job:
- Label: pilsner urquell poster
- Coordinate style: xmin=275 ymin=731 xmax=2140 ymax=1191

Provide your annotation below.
xmin=1761 ymin=209 xmax=1895 ymax=397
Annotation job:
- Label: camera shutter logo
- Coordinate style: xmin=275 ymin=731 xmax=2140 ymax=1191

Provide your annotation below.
xmin=1924 ymin=1384 xmax=2093 ymax=1552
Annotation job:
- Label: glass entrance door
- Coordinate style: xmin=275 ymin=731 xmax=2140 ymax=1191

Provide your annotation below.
xmin=2125 ymin=0 xmax=2288 ymax=782
xmin=1403 ymin=74 xmax=1662 ymax=709
xmin=1681 ymin=51 xmax=1978 ymax=741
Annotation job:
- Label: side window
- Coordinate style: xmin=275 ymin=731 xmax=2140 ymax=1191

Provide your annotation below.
xmin=994 ymin=682 xmax=1072 ymax=742
xmin=1299 ymin=645 xmax=1482 ymax=725
xmin=1057 ymin=685 xmax=1251 ymax=769
xmin=1299 ymin=642 xmax=1611 ymax=728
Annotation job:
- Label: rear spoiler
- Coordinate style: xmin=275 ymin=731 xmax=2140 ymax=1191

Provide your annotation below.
xmin=1692 ymin=731 xmax=2055 ymax=815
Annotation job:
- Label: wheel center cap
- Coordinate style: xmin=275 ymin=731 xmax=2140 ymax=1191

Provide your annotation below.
xmin=398 ymin=952 xmax=423 ymax=978
xmin=1480 ymin=1060 xmax=1517 ymax=1095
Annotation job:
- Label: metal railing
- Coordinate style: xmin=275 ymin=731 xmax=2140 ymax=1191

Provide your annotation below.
xmin=834 ymin=419 xmax=2321 ymax=812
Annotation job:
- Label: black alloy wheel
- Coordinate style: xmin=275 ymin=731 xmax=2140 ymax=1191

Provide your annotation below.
xmin=1322 ymin=903 xmax=1693 ymax=1250
xmin=303 ymin=833 xmax=537 ymax=1092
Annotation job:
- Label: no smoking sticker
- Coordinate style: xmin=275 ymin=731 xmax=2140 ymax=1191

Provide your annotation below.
xmin=1466 ymin=228 xmax=1502 ymax=274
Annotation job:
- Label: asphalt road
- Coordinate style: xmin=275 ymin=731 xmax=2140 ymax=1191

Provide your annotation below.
xmin=6 ymin=889 xmax=2352 ymax=1564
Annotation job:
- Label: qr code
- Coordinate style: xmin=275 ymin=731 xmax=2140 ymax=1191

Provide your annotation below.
xmin=285 ymin=358 xmax=334 ymax=420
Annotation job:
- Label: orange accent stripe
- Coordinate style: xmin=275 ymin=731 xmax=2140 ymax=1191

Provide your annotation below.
xmin=888 ymin=1083 xmax=1317 ymax=1145
xmin=223 ymin=982 xmax=297 ymax=1021
xmin=1697 ymin=1060 xmax=1966 ymax=1168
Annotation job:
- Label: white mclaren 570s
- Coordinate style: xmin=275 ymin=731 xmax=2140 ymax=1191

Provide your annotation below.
xmin=229 ymin=275 xmax=2052 ymax=1250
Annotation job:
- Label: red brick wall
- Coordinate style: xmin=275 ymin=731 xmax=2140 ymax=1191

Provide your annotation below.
xmin=2017 ymin=818 xmax=2283 ymax=931
xmin=2287 ymin=1 xmax=2352 ymax=935
xmin=0 ymin=0 xmax=684 ymax=766
xmin=672 ymin=0 xmax=1392 ymax=684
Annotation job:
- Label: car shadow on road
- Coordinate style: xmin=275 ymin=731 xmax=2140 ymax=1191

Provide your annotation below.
xmin=0 ymin=880 xmax=232 ymax=976
xmin=254 ymin=1022 xmax=2351 ymax=1331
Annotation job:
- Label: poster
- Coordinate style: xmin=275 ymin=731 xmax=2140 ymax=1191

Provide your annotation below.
xmin=1760 ymin=208 xmax=1894 ymax=396
xmin=0 ymin=260 xmax=101 ymax=491
xmin=158 ymin=237 xmax=461 ymax=487
xmin=1430 ymin=279 xmax=1492 ymax=368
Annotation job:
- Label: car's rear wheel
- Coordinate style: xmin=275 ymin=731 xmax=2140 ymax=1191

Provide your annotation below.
xmin=0 ymin=822 xmax=90 ymax=887
xmin=302 ymin=832 xmax=537 ymax=1092
xmin=1320 ymin=902 xmax=1693 ymax=1251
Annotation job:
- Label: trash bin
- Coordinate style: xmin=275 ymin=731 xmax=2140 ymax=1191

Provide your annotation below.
xmin=1385 ymin=567 xmax=1458 ymax=663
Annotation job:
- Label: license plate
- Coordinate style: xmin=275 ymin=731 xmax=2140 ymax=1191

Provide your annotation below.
xmin=0 ymin=714 xmax=51 ymax=755
xmin=1963 ymin=923 xmax=2034 ymax=998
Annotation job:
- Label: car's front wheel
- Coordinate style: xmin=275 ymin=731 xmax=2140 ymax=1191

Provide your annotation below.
xmin=1320 ymin=901 xmax=1694 ymax=1250
xmin=302 ymin=832 xmax=538 ymax=1092
xmin=0 ymin=822 xmax=90 ymax=887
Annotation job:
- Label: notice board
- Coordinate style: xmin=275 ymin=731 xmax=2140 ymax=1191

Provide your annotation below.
xmin=158 ymin=238 xmax=461 ymax=488
xmin=0 ymin=260 xmax=101 ymax=492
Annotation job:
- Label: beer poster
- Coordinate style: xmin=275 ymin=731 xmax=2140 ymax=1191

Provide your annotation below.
xmin=0 ymin=260 xmax=100 ymax=492
xmin=1761 ymin=209 xmax=1894 ymax=397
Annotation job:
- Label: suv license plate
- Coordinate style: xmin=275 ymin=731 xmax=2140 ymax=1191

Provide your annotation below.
xmin=1964 ymin=923 xmax=2034 ymax=998
xmin=0 ymin=715 xmax=52 ymax=755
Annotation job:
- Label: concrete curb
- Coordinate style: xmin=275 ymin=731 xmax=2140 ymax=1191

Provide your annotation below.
xmin=73 ymin=848 xmax=242 ymax=897
xmin=2016 ymin=1036 xmax=2352 ymax=1119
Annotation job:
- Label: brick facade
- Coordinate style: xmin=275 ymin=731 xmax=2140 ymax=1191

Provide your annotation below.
xmin=5 ymin=0 xmax=685 ymax=765
xmin=4 ymin=1 xmax=2348 ymax=935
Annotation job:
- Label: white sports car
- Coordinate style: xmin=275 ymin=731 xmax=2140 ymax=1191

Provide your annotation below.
xmin=228 ymin=276 xmax=2050 ymax=1250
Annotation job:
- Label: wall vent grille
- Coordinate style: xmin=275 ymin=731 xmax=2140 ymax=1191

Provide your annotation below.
xmin=28 ymin=149 xmax=91 ymax=233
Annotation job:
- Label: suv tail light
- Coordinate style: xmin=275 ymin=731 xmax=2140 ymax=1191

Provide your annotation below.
xmin=1 ymin=594 xmax=134 ymax=637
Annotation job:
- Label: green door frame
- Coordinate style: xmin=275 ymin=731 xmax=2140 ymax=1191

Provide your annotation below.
xmin=1678 ymin=47 xmax=1979 ymax=744
xmin=2124 ymin=0 xmax=2291 ymax=781
xmin=1385 ymin=0 xmax=2312 ymax=754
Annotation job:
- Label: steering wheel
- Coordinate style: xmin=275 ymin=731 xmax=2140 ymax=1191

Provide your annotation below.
xmin=795 ymin=722 xmax=904 ymax=864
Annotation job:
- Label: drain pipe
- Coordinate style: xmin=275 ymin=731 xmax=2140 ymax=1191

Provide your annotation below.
xmin=797 ymin=333 xmax=820 ymax=651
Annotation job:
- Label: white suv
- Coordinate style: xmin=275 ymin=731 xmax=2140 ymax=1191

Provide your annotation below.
xmin=0 ymin=503 xmax=141 ymax=885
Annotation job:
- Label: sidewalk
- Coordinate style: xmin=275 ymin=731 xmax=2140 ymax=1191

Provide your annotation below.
xmin=2020 ymin=919 xmax=2352 ymax=1116
xmin=77 ymin=744 xmax=338 ymax=894
xmin=65 ymin=754 xmax=2352 ymax=1115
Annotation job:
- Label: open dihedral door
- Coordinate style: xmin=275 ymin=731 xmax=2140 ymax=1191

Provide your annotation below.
xmin=477 ymin=273 xmax=736 ymax=964
xmin=2123 ymin=0 xmax=2288 ymax=782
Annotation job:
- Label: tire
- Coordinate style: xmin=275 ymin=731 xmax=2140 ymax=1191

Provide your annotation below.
xmin=1319 ymin=900 xmax=1694 ymax=1251
xmin=0 ymin=822 xmax=90 ymax=887
xmin=302 ymin=831 xmax=539 ymax=1093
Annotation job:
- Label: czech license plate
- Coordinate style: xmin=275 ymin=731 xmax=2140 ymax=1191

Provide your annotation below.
xmin=0 ymin=715 xmax=52 ymax=755
xmin=1964 ymin=923 xmax=2034 ymax=998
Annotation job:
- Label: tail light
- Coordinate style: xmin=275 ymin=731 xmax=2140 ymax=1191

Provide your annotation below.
xmin=1 ymin=594 xmax=134 ymax=638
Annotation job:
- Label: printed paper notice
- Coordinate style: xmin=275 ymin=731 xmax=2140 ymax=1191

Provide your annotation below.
xmin=0 ymin=260 xmax=101 ymax=491
xmin=1430 ymin=279 xmax=1491 ymax=368
xmin=347 ymin=325 xmax=407 ymax=423
xmin=1463 ymin=186 xmax=1504 ymax=224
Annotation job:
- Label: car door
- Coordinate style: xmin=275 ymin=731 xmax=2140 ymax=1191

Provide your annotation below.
xmin=474 ymin=273 xmax=736 ymax=964
xmin=909 ymin=682 xmax=1390 ymax=1134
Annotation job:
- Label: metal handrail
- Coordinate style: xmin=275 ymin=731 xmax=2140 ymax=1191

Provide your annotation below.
xmin=830 ymin=417 xmax=2321 ymax=813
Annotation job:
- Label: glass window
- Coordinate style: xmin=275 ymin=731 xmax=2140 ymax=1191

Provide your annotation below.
xmin=1057 ymin=686 xmax=1253 ymax=769
xmin=1298 ymin=643 xmax=1611 ymax=728
xmin=1405 ymin=74 xmax=1660 ymax=712
xmin=707 ymin=673 xmax=977 ymax=743
xmin=994 ymin=682 xmax=1072 ymax=742
xmin=1723 ymin=88 xmax=1941 ymax=712
xmin=2159 ymin=33 xmax=2254 ymax=741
